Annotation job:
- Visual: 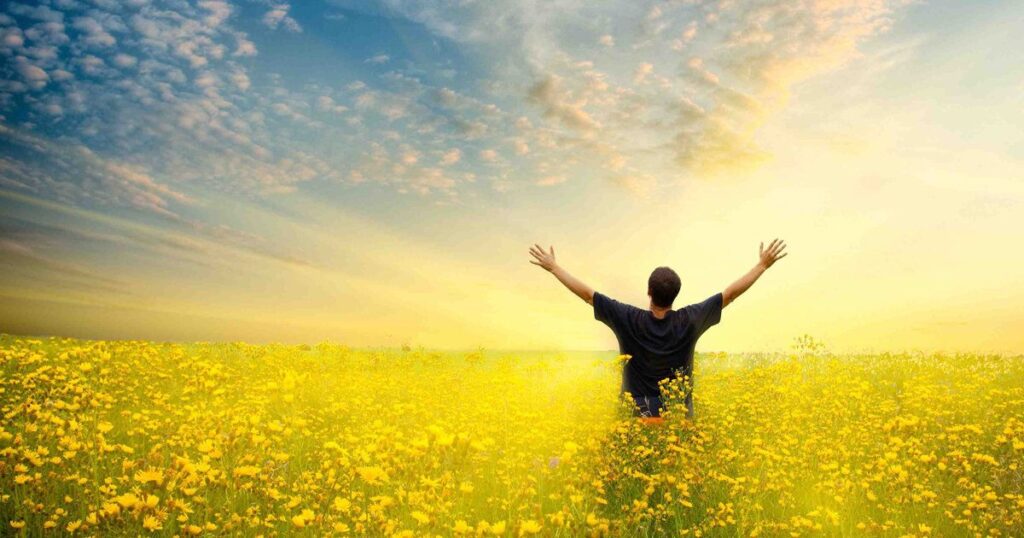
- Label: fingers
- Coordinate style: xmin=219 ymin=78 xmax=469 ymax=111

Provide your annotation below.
xmin=775 ymin=252 xmax=788 ymax=261
xmin=530 ymin=244 xmax=555 ymax=261
xmin=529 ymin=244 xmax=551 ymax=264
xmin=760 ymin=238 xmax=787 ymax=261
xmin=764 ymin=238 xmax=785 ymax=256
xmin=529 ymin=260 xmax=542 ymax=266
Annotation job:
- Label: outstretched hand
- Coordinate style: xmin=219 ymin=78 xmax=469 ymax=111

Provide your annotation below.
xmin=529 ymin=244 xmax=558 ymax=272
xmin=758 ymin=238 xmax=788 ymax=269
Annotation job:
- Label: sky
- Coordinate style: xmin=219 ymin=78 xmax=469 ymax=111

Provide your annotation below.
xmin=0 ymin=0 xmax=1022 ymax=353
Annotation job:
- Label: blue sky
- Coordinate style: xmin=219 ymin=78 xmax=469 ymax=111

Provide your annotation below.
xmin=1 ymin=0 xmax=1023 ymax=351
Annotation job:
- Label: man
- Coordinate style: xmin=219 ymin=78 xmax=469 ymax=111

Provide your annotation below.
xmin=528 ymin=239 xmax=788 ymax=419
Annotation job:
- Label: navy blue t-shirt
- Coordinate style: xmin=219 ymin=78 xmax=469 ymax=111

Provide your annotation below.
xmin=594 ymin=291 xmax=723 ymax=402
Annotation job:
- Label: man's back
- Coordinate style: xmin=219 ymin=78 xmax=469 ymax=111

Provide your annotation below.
xmin=528 ymin=239 xmax=787 ymax=419
xmin=593 ymin=291 xmax=723 ymax=414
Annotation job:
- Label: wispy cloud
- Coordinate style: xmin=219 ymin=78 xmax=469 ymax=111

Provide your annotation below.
xmin=1 ymin=0 xmax=910 ymax=208
xmin=0 ymin=125 xmax=191 ymax=218
xmin=0 ymin=236 xmax=129 ymax=295
xmin=350 ymin=0 xmax=909 ymax=190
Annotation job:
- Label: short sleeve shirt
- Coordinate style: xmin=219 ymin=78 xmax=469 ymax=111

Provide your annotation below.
xmin=594 ymin=292 xmax=723 ymax=398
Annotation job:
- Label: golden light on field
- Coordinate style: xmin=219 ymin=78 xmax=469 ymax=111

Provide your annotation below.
xmin=2 ymin=2 xmax=1022 ymax=535
xmin=2 ymin=335 xmax=1023 ymax=536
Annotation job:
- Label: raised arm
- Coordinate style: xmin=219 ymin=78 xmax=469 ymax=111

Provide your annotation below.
xmin=722 ymin=239 xmax=787 ymax=308
xmin=529 ymin=244 xmax=595 ymax=305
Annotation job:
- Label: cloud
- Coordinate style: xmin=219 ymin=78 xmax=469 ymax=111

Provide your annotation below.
xmin=400 ymin=149 xmax=419 ymax=165
xmin=535 ymin=175 xmax=566 ymax=187
xmin=0 ymin=0 xmax=911 ymax=208
xmin=611 ymin=173 xmax=656 ymax=196
xmin=72 ymin=16 xmax=116 ymax=48
xmin=233 ymin=34 xmax=257 ymax=56
xmin=262 ymin=4 xmax=302 ymax=33
xmin=6 ymin=3 xmax=64 ymax=23
xmin=112 ymin=53 xmax=137 ymax=68
xmin=365 ymin=0 xmax=909 ymax=187
xmin=0 ymin=0 xmax=344 ymax=201
xmin=2 ymin=27 xmax=25 ymax=48
xmin=671 ymin=22 xmax=698 ymax=51
xmin=402 ymin=167 xmax=456 ymax=196
xmin=15 ymin=57 xmax=49 ymax=87
xmin=632 ymin=62 xmax=653 ymax=85
xmin=0 ymin=124 xmax=191 ymax=219
xmin=527 ymin=75 xmax=600 ymax=132
xmin=440 ymin=148 xmax=461 ymax=165
xmin=0 ymin=185 xmax=317 ymax=272
xmin=198 ymin=0 xmax=232 ymax=28
xmin=0 ymin=236 xmax=129 ymax=294
xmin=316 ymin=95 xmax=347 ymax=113
xmin=230 ymin=69 xmax=251 ymax=91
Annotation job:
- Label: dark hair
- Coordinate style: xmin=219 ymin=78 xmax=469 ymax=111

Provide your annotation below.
xmin=648 ymin=266 xmax=681 ymax=308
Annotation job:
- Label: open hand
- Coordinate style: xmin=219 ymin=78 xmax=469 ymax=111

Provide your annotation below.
xmin=759 ymin=239 xmax=787 ymax=269
xmin=528 ymin=244 xmax=558 ymax=272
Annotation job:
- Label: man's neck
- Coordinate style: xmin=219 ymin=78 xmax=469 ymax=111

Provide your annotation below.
xmin=649 ymin=304 xmax=671 ymax=319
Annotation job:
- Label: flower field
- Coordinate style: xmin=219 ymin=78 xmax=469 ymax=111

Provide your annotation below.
xmin=1 ymin=335 xmax=1023 ymax=536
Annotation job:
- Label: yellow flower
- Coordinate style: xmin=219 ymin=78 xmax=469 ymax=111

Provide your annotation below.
xmin=518 ymin=520 xmax=541 ymax=535
xmin=411 ymin=511 xmax=430 ymax=525
xmin=356 ymin=465 xmax=388 ymax=485
xmin=66 ymin=520 xmax=83 ymax=533
xmin=116 ymin=493 xmax=140 ymax=509
xmin=291 ymin=508 xmax=315 ymax=528
xmin=10 ymin=521 xmax=26 ymax=530
xmin=332 ymin=497 xmax=351 ymax=512
xmin=232 ymin=465 xmax=261 ymax=478
xmin=135 ymin=469 xmax=164 ymax=486
xmin=142 ymin=515 xmax=162 ymax=532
